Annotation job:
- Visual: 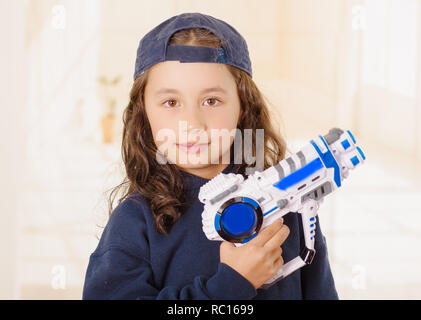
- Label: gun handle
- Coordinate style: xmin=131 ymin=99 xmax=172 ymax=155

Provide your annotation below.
xmin=300 ymin=199 xmax=319 ymax=250
xmin=261 ymin=199 xmax=320 ymax=289
xmin=260 ymin=256 xmax=306 ymax=289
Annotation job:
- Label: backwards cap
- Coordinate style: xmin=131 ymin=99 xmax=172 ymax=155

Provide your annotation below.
xmin=133 ymin=12 xmax=252 ymax=81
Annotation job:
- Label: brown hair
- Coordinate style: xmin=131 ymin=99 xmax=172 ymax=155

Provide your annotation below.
xmin=107 ymin=28 xmax=287 ymax=235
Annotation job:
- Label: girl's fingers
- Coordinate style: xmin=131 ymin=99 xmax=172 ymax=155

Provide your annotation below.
xmin=272 ymin=255 xmax=284 ymax=272
xmin=248 ymin=218 xmax=284 ymax=247
xmin=264 ymin=224 xmax=290 ymax=250
xmin=267 ymin=246 xmax=283 ymax=260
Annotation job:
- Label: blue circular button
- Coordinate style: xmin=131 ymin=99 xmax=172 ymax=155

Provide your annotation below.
xmin=220 ymin=203 xmax=257 ymax=238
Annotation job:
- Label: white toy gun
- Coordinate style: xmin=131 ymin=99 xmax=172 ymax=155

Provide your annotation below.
xmin=199 ymin=128 xmax=366 ymax=288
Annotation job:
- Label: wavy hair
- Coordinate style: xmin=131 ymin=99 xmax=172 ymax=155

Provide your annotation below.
xmin=107 ymin=28 xmax=287 ymax=235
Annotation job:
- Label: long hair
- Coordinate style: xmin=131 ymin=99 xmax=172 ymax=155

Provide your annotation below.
xmin=107 ymin=28 xmax=287 ymax=235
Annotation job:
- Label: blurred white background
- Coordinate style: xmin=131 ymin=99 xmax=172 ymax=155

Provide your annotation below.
xmin=1 ymin=0 xmax=421 ymax=299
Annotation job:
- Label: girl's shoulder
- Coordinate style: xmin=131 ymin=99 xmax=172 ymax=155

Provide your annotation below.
xmin=110 ymin=191 xmax=149 ymax=225
xmin=94 ymin=191 xmax=151 ymax=256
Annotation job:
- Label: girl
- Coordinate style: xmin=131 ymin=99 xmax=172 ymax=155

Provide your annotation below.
xmin=82 ymin=12 xmax=338 ymax=300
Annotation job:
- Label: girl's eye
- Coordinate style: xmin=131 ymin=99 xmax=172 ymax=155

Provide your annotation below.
xmin=163 ymin=98 xmax=221 ymax=108
xmin=163 ymin=99 xmax=178 ymax=108
xmin=204 ymin=97 xmax=221 ymax=107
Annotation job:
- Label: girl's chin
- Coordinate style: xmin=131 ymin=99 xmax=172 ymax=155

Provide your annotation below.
xmin=170 ymin=156 xmax=223 ymax=167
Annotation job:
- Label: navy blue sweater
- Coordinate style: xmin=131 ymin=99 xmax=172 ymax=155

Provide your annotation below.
xmin=82 ymin=163 xmax=339 ymax=300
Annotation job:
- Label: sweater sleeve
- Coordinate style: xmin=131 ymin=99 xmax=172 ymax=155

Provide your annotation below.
xmin=299 ymin=215 xmax=339 ymax=300
xmin=82 ymin=245 xmax=257 ymax=300
xmin=82 ymin=196 xmax=257 ymax=300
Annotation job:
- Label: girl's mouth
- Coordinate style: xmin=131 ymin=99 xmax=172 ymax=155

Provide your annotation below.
xmin=176 ymin=142 xmax=210 ymax=154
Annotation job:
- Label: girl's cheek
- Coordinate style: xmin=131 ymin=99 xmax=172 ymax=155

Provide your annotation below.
xmin=209 ymin=117 xmax=239 ymax=135
xmin=211 ymin=106 xmax=240 ymax=126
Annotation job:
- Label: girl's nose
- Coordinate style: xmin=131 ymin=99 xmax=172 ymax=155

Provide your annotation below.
xmin=180 ymin=107 xmax=206 ymax=133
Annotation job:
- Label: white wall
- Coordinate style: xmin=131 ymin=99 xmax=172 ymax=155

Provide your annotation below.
xmin=20 ymin=0 xmax=104 ymax=299
xmin=357 ymin=0 xmax=421 ymax=160
xmin=0 ymin=0 xmax=26 ymax=299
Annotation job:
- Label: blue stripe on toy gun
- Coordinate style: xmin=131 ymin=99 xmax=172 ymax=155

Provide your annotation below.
xmin=311 ymin=137 xmax=342 ymax=188
xmin=273 ymin=157 xmax=324 ymax=191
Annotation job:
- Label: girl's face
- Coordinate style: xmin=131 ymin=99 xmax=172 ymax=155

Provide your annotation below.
xmin=144 ymin=61 xmax=241 ymax=179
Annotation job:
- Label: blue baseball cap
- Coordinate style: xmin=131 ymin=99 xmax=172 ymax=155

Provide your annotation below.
xmin=133 ymin=12 xmax=253 ymax=81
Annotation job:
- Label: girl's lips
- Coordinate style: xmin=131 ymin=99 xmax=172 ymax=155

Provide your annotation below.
xmin=176 ymin=142 xmax=210 ymax=153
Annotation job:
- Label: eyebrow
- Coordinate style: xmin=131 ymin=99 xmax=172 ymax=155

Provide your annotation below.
xmin=154 ymin=86 xmax=228 ymax=97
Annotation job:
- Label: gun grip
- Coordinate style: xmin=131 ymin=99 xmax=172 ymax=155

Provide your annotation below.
xmin=260 ymin=256 xmax=307 ymax=289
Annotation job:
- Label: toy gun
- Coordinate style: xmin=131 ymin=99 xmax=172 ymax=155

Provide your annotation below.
xmin=199 ymin=127 xmax=366 ymax=288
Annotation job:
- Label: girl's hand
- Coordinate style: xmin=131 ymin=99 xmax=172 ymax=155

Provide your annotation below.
xmin=219 ymin=218 xmax=290 ymax=289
